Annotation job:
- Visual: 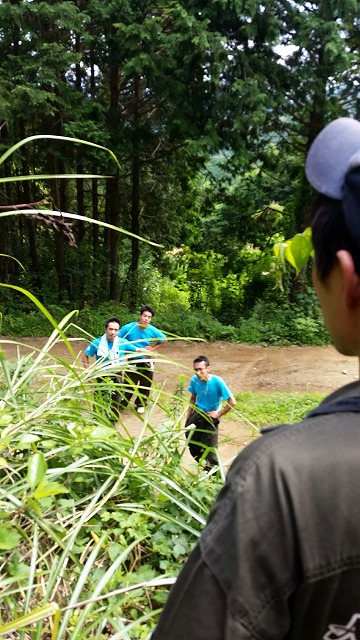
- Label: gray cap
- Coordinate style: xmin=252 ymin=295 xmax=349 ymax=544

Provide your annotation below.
xmin=305 ymin=117 xmax=360 ymax=199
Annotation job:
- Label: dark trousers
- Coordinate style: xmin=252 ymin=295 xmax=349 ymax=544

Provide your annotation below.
xmin=185 ymin=410 xmax=219 ymax=468
xmin=119 ymin=363 xmax=154 ymax=409
xmin=94 ymin=375 xmax=123 ymax=422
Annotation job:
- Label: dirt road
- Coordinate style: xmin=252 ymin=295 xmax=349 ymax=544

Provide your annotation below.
xmin=1 ymin=337 xmax=359 ymax=468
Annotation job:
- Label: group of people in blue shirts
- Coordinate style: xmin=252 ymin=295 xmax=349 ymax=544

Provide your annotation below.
xmin=82 ymin=304 xmax=235 ymax=470
xmin=81 ymin=305 xmax=166 ymax=415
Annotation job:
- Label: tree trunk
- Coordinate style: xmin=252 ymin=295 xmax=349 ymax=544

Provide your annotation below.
xmin=107 ymin=175 xmax=120 ymax=301
xmin=91 ymin=176 xmax=99 ymax=254
xmin=57 ymin=168 xmax=67 ymax=300
xmin=105 ymin=28 xmax=121 ymax=301
xmin=19 ymin=118 xmax=41 ymax=291
xmin=47 ymin=152 xmax=67 ymax=301
xmin=129 ymin=72 xmax=141 ymax=311
xmin=130 ymin=153 xmax=141 ymax=310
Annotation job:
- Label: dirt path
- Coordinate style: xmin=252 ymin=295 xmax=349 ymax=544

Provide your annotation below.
xmin=1 ymin=337 xmax=359 ymax=469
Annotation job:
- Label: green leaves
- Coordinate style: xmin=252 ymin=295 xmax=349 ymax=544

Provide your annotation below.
xmin=285 ymin=231 xmax=313 ymax=275
xmin=34 ymin=480 xmax=69 ymax=500
xmin=0 ymin=314 xmax=221 ymax=638
xmin=0 ymin=526 xmax=21 ymax=550
xmin=0 ymin=603 xmax=60 ymax=637
xmin=27 ymin=452 xmax=69 ymax=498
xmin=27 ymin=452 xmax=47 ymax=490
xmin=274 ymin=227 xmax=314 ymax=276
xmin=0 ymin=134 xmax=121 ymax=174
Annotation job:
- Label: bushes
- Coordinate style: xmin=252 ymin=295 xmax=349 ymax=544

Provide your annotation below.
xmin=1 ymin=295 xmax=330 ymax=346
xmin=0 ymin=331 xmax=222 ymax=639
xmin=155 ymin=305 xmax=236 ymax=342
xmin=1 ymin=302 xmax=130 ymax=339
xmin=237 ymin=299 xmax=329 ymax=345
xmin=235 ymin=391 xmax=325 ymax=427
xmin=0 ymin=299 xmax=329 ymax=637
xmin=1 ymin=301 xmax=330 ymax=346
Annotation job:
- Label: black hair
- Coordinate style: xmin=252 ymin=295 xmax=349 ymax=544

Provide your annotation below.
xmin=105 ymin=316 xmax=120 ymax=328
xmin=310 ymin=194 xmax=360 ymax=280
xmin=140 ymin=305 xmax=155 ymax=317
xmin=193 ymin=355 xmax=210 ymax=367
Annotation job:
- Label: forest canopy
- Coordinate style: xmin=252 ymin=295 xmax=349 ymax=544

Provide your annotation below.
xmin=0 ymin=0 xmax=359 ymax=340
xmin=1 ymin=4 xmax=360 ymax=634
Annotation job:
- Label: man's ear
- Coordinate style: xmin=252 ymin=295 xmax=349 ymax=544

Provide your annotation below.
xmin=337 ymin=250 xmax=360 ymax=309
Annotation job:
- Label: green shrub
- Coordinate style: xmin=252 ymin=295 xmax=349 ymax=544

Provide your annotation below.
xmin=237 ymin=299 xmax=330 ymax=346
xmin=1 ymin=292 xmax=330 ymax=346
xmin=0 ymin=301 xmax=331 ymax=638
xmin=155 ymin=304 xmax=237 ymax=342
xmin=0 ymin=327 xmax=222 ymax=639
xmin=235 ymin=391 xmax=325 ymax=427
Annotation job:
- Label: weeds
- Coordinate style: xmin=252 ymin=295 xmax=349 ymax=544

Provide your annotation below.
xmin=234 ymin=391 xmax=325 ymax=428
xmin=0 ymin=325 xmax=223 ymax=639
xmin=0 ymin=313 xmax=327 ymax=637
xmin=1 ymin=297 xmax=330 ymax=346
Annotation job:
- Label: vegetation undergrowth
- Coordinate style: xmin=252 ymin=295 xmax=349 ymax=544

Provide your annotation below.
xmin=234 ymin=391 xmax=325 ymax=430
xmin=1 ymin=297 xmax=330 ymax=346
xmin=0 ymin=298 xmax=328 ymax=638
xmin=0 ymin=323 xmax=224 ymax=639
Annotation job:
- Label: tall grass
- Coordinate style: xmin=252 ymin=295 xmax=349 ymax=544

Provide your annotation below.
xmin=1 ymin=329 xmax=326 ymax=636
xmin=0 ymin=132 xmax=328 ymax=637
xmin=0 ymin=132 xmax=226 ymax=638
xmin=234 ymin=390 xmax=325 ymax=428
xmin=0 ymin=310 xmax=326 ymax=637
xmin=0 ymin=309 xmax=225 ymax=639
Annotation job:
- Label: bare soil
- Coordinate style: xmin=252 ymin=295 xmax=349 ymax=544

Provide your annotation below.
xmin=1 ymin=337 xmax=359 ymax=469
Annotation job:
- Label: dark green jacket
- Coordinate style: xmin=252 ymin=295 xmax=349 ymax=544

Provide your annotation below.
xmin=153 ymin=381 xmax=360 ymax=640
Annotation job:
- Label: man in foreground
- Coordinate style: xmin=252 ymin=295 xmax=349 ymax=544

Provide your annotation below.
xmin=152 ymin=117 xmax=360 ymax=639
xmin=186 ymin=355 xmax=235 ymax=471
xmin=118 ymin=305 xmax=166 ymax=413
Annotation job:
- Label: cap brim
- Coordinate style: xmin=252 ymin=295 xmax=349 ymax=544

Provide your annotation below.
xmin=305 ymin=118 xmax=360 ymax=199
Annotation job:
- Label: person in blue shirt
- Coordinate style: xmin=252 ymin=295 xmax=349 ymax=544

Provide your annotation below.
xmin=81 ymin=316 xmax=143 ymax=421
xmin=118 ymin=305 xmax=167 ymax=414
xmin=185 ymin=355 xmax=235 ymax=471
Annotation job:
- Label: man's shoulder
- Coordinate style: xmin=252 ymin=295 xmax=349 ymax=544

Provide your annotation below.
xmin=199 ymin=381 xmax=360 ymax=629
xmin=89 ymin=336 xmax=102 ymax=347
xmin=211 ymin=374 xmax=225 ymax=383
xmin=204 ymin=411 xmax=349 ymax=533
xmin=148 ymin=324 xmax=165 ymax=337
xmin=85 ymin=336 xmax=101 ymax=355
xmin=188 ymin=375 xmax=205 ymax=393
xmin=209 ymin=374 xmax=228 ymax=388
xmin=120 ymin=322 xmax=136 ymax=330
xmin=119 ymin=321 xmax=137 ymax=334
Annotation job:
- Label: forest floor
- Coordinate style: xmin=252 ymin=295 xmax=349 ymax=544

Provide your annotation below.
xmin=1 ymin=337 xmax=359 ymax=470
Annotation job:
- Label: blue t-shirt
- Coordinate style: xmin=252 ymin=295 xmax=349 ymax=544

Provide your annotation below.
xmin=188 ymin=374 xmax=232 ymax=413
xmin=85 ymin=336 xmax=137 ymax=364
xmin=118 ymin=321 xmax=166 ymax=360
